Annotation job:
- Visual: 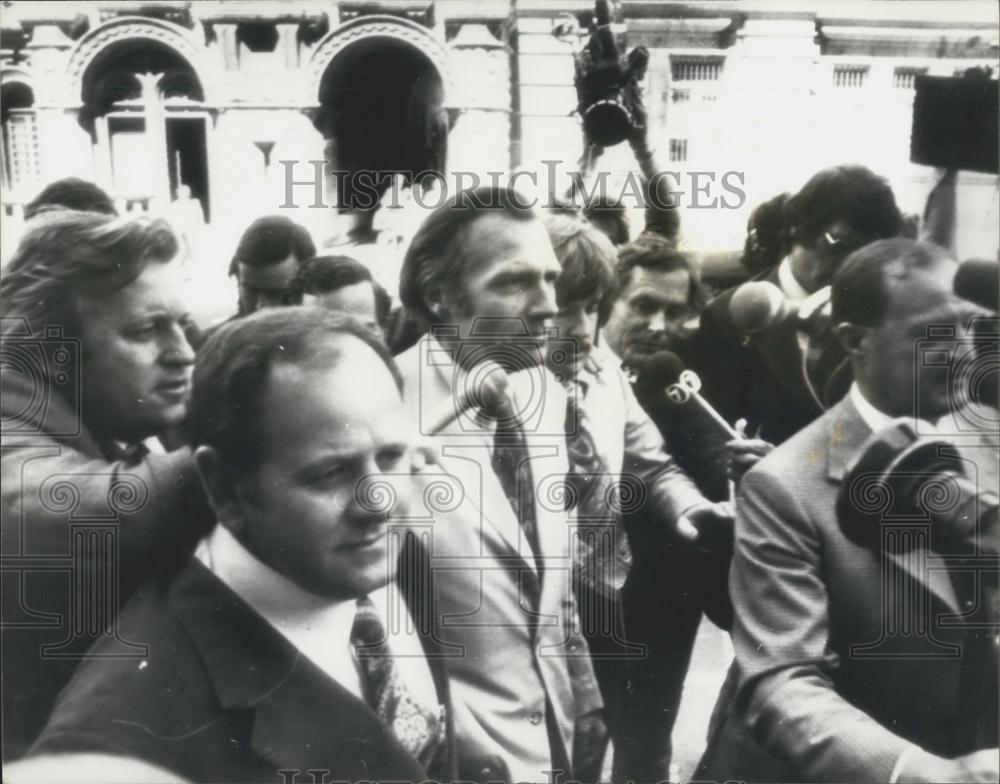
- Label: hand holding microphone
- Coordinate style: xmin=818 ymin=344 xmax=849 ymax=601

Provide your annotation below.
xmin=725 ymin=418 xmax=775 ymax=482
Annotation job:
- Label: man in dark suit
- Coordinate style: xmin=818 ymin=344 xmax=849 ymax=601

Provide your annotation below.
xmin=698 ymin=238 xmax=998 ymax=782
xmin=30 ymin=308 xmax=456 ymax=783
xmin=696 ymin=165 xmax=905 ymax=448
xmin=1 ymin=210 xmax=213 ymax=759
xmin=598 ymin=233 xmax=733 ymax=781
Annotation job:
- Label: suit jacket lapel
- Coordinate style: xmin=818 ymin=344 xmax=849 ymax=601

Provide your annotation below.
xmin=424 ymin=350 xmax=541 ymax=577
xmin=826 ymin=400 xmax=962 ymax=614
xmin=167 ymin=560 xmax=426 ymax=780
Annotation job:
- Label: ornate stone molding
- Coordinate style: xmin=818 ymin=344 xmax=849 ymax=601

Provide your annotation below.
xmin=305 ymin=15 xmax=453 ymax=102
xmin=64 ymin=16 xmax=219 ymax=106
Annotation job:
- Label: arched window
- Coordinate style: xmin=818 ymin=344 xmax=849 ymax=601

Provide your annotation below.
xmin=81 ymin=41 xmax=209 ymax=217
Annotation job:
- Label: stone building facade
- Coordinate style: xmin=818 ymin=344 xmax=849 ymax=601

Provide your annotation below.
xmin=2 ymin=0 xmax=997 ymax=268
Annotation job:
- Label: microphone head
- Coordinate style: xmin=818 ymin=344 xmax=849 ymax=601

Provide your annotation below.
xmin=641 ymin=350 xmax=686 ymax=387
xmin=462 ymin=360 xmax=510 ymax=416
xmin=954 ymin=259 xmax=999 ymax=312
xmin=729 ymin=281 xmax=787 ymax=336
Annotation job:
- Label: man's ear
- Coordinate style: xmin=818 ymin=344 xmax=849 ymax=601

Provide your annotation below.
xmin=835 ymin=321 xmax=867 ymax=359
xmin=423 ymin=286 xmax=447 ymax=320
xmin=193 ymin=446 xmax=243 ymax=531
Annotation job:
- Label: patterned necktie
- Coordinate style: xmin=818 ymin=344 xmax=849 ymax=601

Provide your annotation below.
xmin=351 ymin=597 xmax=445 ymax=768
xmin=564 ymin=377 xmax=632 ymax=593
xmin=491 ymin=407 xmax=540 ymax=564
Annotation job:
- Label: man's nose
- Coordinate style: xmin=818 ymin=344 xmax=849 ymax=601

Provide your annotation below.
xmin=647 ymin=310 xmax=668 ymax=333
xmin=529 ymin=279 xmax=558 ymax=321
xmin=161 ymin=323 xmax=196 ymax=366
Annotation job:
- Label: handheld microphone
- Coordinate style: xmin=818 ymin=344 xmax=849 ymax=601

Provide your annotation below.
xmin=954 ymin=259 xmax=999 ymax=312
xmin=729 ymin=280 xmax=793 ymax=337
xmin=425 ymin=361 xmax=510 ymax=435
xmin=643 ymin=351 xmax=740 ymax=438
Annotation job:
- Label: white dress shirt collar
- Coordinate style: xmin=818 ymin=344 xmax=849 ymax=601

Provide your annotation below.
xmin=196 ymin=524 xmax=365 ymax=699
xmin=849 ymin=382 xmax=944 ymax=436
xmin=195 ymin=525 xmax=440 ymax=710
xmin=849 ymin=382 xmax=899 ymax=434
xmin=777 ymin=256 xmax=811 ymax=304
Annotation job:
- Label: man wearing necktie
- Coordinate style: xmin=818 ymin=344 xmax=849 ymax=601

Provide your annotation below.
xmin=395 ymin=186 xmax=602 ymax=782
xmin=30 ymin=308 xmax=457 ymax=783
xmin=696 ymin=164 xmax=906 ymax=450
xmin=697 ymin=239 xmax=998 ymax=783
xmin=544 ymin=213 xmax=732 ymax=782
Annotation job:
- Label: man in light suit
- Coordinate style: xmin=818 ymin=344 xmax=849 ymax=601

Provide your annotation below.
xmin=30 ymin=308 xmax=456 ymax=783
xmin=697 ymin=238 xmax=999 ymax=783
xmin=395 ymin=186 xmax=602 ymax=782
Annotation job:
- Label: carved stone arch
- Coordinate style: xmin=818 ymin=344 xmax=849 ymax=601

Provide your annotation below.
xmin=65 ymin=16 xmax=218 ymax=107
xmin=306 ymin=15 xmax=454 ymax=101
xmin=1 ymin=68 xmax=35 ymax=92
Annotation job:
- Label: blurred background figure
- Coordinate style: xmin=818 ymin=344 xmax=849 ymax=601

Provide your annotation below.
xmin=23 ymin=178 xmax=118 ymax=221
xmin=287 ymin=254 xmax=392 ymax=335
xmin=227 ymin=215 xmax=316 ymax=317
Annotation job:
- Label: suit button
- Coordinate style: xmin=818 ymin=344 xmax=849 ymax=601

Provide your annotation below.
xmin=479 ymin=768 xmax=492 ymax=779
xmin=529 ymin=712 xmax=543 ymax=725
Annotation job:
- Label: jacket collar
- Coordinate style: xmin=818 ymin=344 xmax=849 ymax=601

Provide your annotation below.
xmin=166 ymin=559 xmax=428 ymax=780
xmin=419 ymin=337 xmax=567 ymax=582
xmin=824 ymin=398 xmax=964 ymax=614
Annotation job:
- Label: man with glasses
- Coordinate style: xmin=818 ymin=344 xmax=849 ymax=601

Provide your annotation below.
xmin=695 ymin=165 xmax=905 ymax=452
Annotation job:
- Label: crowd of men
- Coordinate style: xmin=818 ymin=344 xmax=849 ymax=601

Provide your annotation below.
xmin=1 ymin=147 xmax=997 ymax=784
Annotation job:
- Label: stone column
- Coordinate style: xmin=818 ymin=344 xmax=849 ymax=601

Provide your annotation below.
xmin=136 ymin=72 xmax=170 ymax=208
xmin=275 ymin=23 xmax=300 ymax=70
xmin=23 ymin=24 xmax=74 ymax=187
xmin=447 ymin=23 xmax=512 ymax=177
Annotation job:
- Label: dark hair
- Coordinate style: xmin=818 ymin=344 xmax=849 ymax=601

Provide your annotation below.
xmin=832 ymin=238 xmax=954 ymax=327
xmin=786 ymin=165 xmax=903 ymax=247
xmin=189 ymin=307 xmax=403 ymax=474
xmin=24 ymin=178 xmax=117 ymax=221
xmin=544 ymin=212 xmax=619 ymax=326
xmin=615 ymin=235 xmax=706 ymax=311
xmin=288 ymin=255 xmax=391 ymax=327
xmin=742 ymin=192 xmax=791 ymax=274
xmin=228 ymin=215 xmax=316 ymax=277
xmin=399 ymin=185 xmax=536 ymax=324
xmin=1 ymin=210 xmax=179 ymax=342
xmin=583 ymin=200 xmax=630 ymax=246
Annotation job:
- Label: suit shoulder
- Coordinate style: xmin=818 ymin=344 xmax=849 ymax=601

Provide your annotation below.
xmin=746 ymin=405 xmax=843 ymax=482
xmin=37 ymin=576 xmax=220 ymax=748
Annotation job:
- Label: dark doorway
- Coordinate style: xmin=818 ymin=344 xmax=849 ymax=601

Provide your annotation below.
xmin=166 ymin=116 xmax=209 ymax=221
xmin=316 ymin=38 xmax=447 ymax=213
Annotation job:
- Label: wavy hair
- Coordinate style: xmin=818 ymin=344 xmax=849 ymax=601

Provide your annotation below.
xmin=1 ymin=209 xmax=179 ymax=342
